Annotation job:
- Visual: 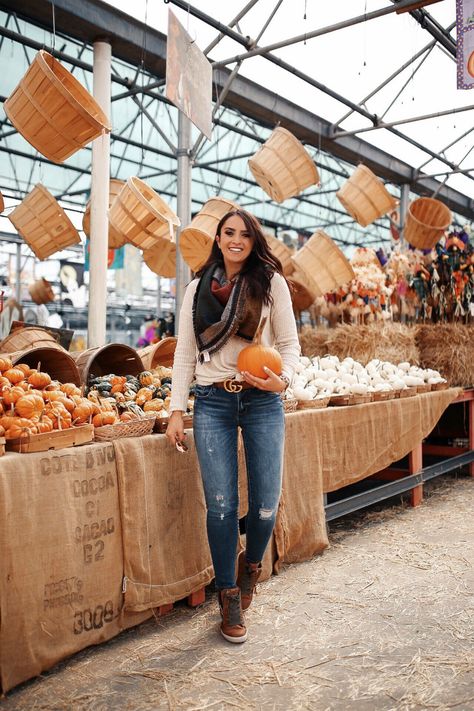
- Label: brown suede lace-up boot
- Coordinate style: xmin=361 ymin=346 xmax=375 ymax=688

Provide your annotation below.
xmin=237 ymin=551 xmax=262 ymax=611
xmin=218 ymin=587 xmax=247 ymax=643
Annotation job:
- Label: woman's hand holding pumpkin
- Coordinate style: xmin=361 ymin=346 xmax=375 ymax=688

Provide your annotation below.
xmin=241 ymin=367 xmax=287 ymax=393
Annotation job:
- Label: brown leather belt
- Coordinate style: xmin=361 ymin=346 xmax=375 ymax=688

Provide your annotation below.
xmin=213 ymin=379 xmax=254 ymax=393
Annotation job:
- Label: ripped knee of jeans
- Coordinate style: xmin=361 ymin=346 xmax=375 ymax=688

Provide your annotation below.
xmin=258 ymin=507 xmax=274 ymax=521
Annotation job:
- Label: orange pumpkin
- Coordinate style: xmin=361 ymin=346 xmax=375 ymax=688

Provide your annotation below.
xmin=2 ymin=385 xmax=26 ymax=407
xmin=110 ymin=375 xmax=126 ymax=387
xmin=0 ymin=424 xmax=5 ymax=437
xmin=111 ymin=383 xmax=125 ymax=394
xmin=5 ymin=424 xmax=32 ymax=440
xmin=72 ymin=400 xmax=94 ymax=423
xmin=15 ymin=363 xmax=32 ymax=377
xmin=15 ymin=394 xmax=45 ymax=419
xmin=28 ymin=371 xmax=52 ymax=389
xmin=36 ymin=419 xmax=54 ymax=434
xmin=92 ymin=412 xmax=117 ymax=427
xmin=143 ymin=398 xmax=164 ymax=412
xmin=60 ymin=383 xmax=82 ymax=397
xmin=0 ymin=357 xmax=13 ymax=372
xmin=4 ymin=368 xmax=26 ymax=385
xmin=236 ymin=316 xmax=282 ymax=379
xmin=0 ymin=415 xmax=17 ymax=429
xmin=0 ymin=376 xmax=10 ymax=389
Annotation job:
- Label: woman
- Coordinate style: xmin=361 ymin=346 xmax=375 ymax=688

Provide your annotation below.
xmin=166 ymin=209 xmax=300 ymax=643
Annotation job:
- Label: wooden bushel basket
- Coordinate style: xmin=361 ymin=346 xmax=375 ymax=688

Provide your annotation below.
xmin=7 ymin=347 xmax=81 ymax=385
xmin=8 ymin=184 xmax=81 ymax=260
xmin=137 ymin=337 xmax=177 ymax=371
xmin=0 ymin=326 xmax=63 ymax=353
xmin=265 ymin=233 xmax=295 ymax=276
xmin=291 ymin=230 xmax=355 ymax=297
xmin=0 ymin=191 xmax=4 ymax=214
xmin=4 ymin=50 xmax=111 ymax=164
xmin=28 ymin=278 xmax=55 ymax=304
xmin=336 ymin=164 xmax=398 ymax=227
xmin=143 ymin=238 xmax=176 ymax=278
xmin=71 ymin=343 xmax=144 ymax=384
xmin=82 ymin=179 xmax=127 ymax=249
xmin=109 ymin=177 xmax=180 ymax=251
xmin=248 ymin=127 xmax=320 ymax=203
xmin=287 ymin=265 xmax=318 ymax=312
xmin=179 ymin=197 xmax=237 ymax=272
xmin=404 ymin=197 xmax=452 ymax=250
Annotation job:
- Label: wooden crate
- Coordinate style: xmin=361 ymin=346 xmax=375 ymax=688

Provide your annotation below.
xmin=6 ymin=424 xmax=94 ymax=453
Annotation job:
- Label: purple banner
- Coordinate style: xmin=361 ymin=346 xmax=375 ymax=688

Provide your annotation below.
xmin=456 ymin=0 xmax=474 ymax=89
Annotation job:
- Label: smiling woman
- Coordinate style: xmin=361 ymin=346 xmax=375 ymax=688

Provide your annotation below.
xmin=166 ymin=207 xmax=300 ymax=645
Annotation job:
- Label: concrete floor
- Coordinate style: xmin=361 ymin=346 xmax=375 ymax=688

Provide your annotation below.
xmin=2 ymin=473 xmax=473 ymax=711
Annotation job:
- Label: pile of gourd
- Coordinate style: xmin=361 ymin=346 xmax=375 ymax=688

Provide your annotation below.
xmin=0 ymin=356 xmax=99 ymax=440
xmin=286 ymin=355 xmax=447 ymax=401
xmin=85 ymin=365 xmax=194 ymax=422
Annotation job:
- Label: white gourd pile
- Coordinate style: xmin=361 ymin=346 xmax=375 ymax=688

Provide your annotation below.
xmin=286 ymin=355 xmax=446 ymax=402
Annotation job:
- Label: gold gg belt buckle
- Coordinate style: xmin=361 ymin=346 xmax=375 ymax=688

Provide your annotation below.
xmin=224 ymin=379 xmax=243 ymax=393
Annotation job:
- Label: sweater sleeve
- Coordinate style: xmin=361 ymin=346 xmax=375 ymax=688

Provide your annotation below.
xmin=270 ymin=273 xmax=301 ymax=382
xmin=169 ymin=280 xmax=198 ymax=413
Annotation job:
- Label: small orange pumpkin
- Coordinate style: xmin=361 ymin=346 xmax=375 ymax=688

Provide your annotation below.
xmin=5 ymin=424 xmax=31 ymax=440
xmin=72 ymin=400 xmax=94 ymax=423
xmin=2 ymin=385 xmax=26 ymax=407
xmin=92 ymin=412 xmax=117 ymax=427
xmin=4 ymin=368 xmax=26 ymax=385
xmin=15 ymin=394 xmax=45 ymax=419
xmin=236 ymin=316 xmax=282 ymax=379
xmin=28 ymin=371 xmax=52 ymax=389
xmin=15 ymin=363 xmax=32 ymax=377
xmin=0 ymin=357 xmax=13 ymax=372
xmin=60 ymin=383 xmax=82 ymax=397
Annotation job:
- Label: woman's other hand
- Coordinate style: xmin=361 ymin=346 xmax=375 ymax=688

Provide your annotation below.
xmin=166 ymin=410 xmax=186 ymax=448
xmin=241 ymin=367 xmax=287 ymax=392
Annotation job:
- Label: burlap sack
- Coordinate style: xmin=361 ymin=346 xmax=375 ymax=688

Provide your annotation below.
xmin=0 ymin=442 xmax=125 ymax=693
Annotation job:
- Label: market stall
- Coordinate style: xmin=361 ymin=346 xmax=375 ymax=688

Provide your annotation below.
xmin=0 ymin=387 xmax=460 ymax=693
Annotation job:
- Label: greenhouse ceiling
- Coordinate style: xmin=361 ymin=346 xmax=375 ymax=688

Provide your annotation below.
xmin=0 ymin=0 xmax=472 ymax=255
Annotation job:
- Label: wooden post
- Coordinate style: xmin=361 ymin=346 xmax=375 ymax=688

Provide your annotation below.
xmin=408 ymin=442 xmax=423 ymax=506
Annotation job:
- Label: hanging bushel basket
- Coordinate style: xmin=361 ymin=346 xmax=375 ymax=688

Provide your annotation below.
xmin=83 ymin=179 xmax=127 ymax=249
xmin=404 ymin=197 xmax=452 ymax=250
xmin=336 ymin=164 xmax=397 ymax=227
xmin=248 ymin=127 xmax=320 ymax=203
xmin=109 ymin=177 xmax=180 ymax=251
xmin=4 ymin=50 xmax=111 ymax=164
xmin=71 ymin=343 xmax=144 ymax=385
xmin=7 ymin=347 xmax=81 ymax=385
xmin=287 ymin=266 xmax=318 ymax=312
xmin=143 ymin=238 xmax=176 ymax=278
xmin=0 ymin=191 xmax=4 ymax=214
xmin=8 ymin=183 xmax=81 ymax=260
xmin=137 ymin=337 xmax=177 ymax=371
xmin=28 ymin=277 xmax=55 ymax=304
xmin=291 ymin=230 xmax=355 ymax=297
xmin=0 ymin=326 xmax=63 ymax=354
xmin=179 ymin=196 xmax=237 ymax=272
xmin=265 ymin=233 xmax=295 ymax=276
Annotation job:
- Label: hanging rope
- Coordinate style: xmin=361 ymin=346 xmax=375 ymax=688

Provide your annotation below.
xmin=51 ymin=0 xmax=56 ymax=55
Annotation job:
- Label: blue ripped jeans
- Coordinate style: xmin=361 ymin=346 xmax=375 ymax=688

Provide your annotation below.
xmin=193 ymin=384 xmax=285 ymax=590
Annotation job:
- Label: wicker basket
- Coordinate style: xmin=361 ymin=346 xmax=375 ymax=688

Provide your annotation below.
xmin=94 ymin=415 xmax=156 ymax=441
xmin=109 ymin=177 xmax=180 ymax=251
xmin=265 ymin=233 xmax=295 ymax=276
xmin=351 ymin=393 xmax=373 ymax=405
xmin=155 ymin=414 xmax=193 ymax=433
xmin=4 ymin=50 xmax=111 ymax=163
xmin=9 ymin=184 xmax=81 ymax=260
xmin=282 ymin=398 xmax=298 ymax=413
xmin=404 ymin=197 xmax=452 ymax=250
xmin=82 ymin=179 xmax=127 ymax=249
xmin=416 ymin=383 xmax=431 ymax=394
xmin=143 ymin=238 xmax=176 ymax=278
xmin=28 ymin=278 xmax=55 ymax=304
xmin=291 ymin=230 xmax=355 ymax=297
xmin=138 ymin=337 xmax=177 ymax=371
xmin=430 ymin=381 xmax=449 ymax=391
xmin=329 ymin=394 xmax=351 ymax=407
xmin=248 ymin=127 xmax=320 ymax=203
xmin=296 ymin=396 xmax=330 ymax=410
xmin=336 ymin=164 xmax=397 ymax=227
xmin=70 ymin=343 xmax=144 ymax=384
xmin=372 ymin=390 xmax=395 ymax=402
xmin=0 ymin=326 xmax=62 ymax=353
xmin=396 ymin=387 xmax=418 ymax=398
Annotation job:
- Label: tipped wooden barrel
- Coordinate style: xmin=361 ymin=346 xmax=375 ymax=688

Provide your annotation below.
xmin=7 ymin=347 xmax=81 ymax=385
xmin=265 ymin=233 xmax=295 ymax=276
xmin=82 ymin=178 xmax=127 ymax=249
xmin=143 ymin=238 xmax=176 ymax=278
xmin=28 ymin=278 xmax=55 ymax=304
xmin=248 ymin=127 xmax=319 ymax=203
xmin=109 ymin=177 xmax=180 ymax=251
xmin=404 ymin=197 xmax=452 ymax=250
xmin=291 ymin=230 xmax=355 ymax=297
xmin=336 ymin=164 xmax=398 ymax=227
xmin=288 ymin=266 xmax=318 ymax=312
xmin=179 ymin=196 xmax=237 ymax=272
xmin=9 ymin=184 xmax=81 ymax=260
xmin=0 ymin=326 xmax=63 ymax=354
xmin=137 ymin=337 xmax=177 ymax=370
xmin=70 ymin=343 xmax=144 ymax=384
xmin=4 ymin=50 xmax=111 ymax=164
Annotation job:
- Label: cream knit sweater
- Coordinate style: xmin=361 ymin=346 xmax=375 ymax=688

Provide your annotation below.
xmin=170 ymin=272 xmax=301 ymax=412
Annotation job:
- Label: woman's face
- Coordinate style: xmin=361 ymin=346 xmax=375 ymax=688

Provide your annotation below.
xmin=216 ymin=214 xmax=254 ymax=274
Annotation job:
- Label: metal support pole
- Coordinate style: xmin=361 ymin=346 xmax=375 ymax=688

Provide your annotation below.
xmin=15 ymin=243 xmax=21 ymax=303
xmin=399 ymin=183 xmax=410 ymax=244
xmin=88 ymin=39 xmax=111 ymax=348
xmin=175 ymin=112 xmax=192 ymax=329
xmin=156 ymin=276 xmax=162 ymax=319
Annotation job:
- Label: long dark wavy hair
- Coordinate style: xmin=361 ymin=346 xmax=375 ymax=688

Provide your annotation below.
xmin=197 ymin=208 xmax=286 ymax=305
